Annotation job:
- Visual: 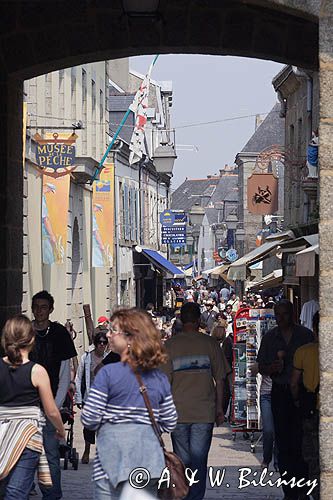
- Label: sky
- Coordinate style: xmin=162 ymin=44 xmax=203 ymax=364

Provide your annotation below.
xmin=130 ymin=54 xmax=283 ymax=190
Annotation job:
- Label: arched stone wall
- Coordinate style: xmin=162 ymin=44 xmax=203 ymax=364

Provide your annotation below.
xmin=2 ymin=3 xmax=333 ymax=497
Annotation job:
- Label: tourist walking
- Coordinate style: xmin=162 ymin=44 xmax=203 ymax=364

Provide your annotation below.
xmin=163 ymin=302 xmax=227 ymax=500
xmin=257 ymin=300 xmax=312 ymax=499
xmin=81 ymin=308 xmax=177 ymax=499
xmin=75 ymin=329 xmax=109 ymax=464
xmin=0 ymin=315 xmax=65 ymax=500
xmin=29 ymin=290 xmax=77 ymax=500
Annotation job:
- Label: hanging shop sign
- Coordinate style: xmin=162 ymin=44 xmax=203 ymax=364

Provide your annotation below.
xmin=162 ymin=226 xmax=186 ymax=245
xmin=247 ymin=173 xmax=278 ymax=215
xmin=226 ymin=248 xmax=238 ymax=262
xmin=34 ymin=132 xmax=78 ymax=177
xmin=160 ymin=210 xmax=175 ymax=226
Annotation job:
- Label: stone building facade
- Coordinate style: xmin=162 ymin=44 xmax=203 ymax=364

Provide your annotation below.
xmin=23 ymin=61 xmax=112 ymax=352
xmin=273 ymin=65 xmax=320 ymax=228
xmin=235 ymin=104 xmax=285 ymax=255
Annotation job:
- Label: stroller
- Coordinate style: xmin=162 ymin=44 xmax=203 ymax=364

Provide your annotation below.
xmin=59 ymin=389 xmax=79 ymax=470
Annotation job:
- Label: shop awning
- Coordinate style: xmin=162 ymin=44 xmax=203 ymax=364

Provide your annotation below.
xmin=247 ymin=269 xmax=283 ymax=291
xmin=184 ymin=267 xmax=193 ymax=277
xmin=227 ymin=239 xmax=287 ymax=281
xmin=278 ymin=234 xmax=318 ymax=253
xmin=296 ymin=243 xmax=319 ymax=277
xmin=202 ymin=264 xmax=233 ymax=284
xmin=141 ymin=248 xmax=185 ymax=278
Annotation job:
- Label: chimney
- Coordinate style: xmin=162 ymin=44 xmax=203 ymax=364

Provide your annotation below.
xmin=255 ymin=114 xmax=264 ymax=130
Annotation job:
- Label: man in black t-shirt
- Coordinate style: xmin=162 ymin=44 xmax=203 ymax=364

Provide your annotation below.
xmin=30 ymin=290 xmax=77 ymax=500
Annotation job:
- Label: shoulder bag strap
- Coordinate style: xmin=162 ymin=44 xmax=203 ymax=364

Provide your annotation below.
xmin=134 ymin=371 xmax=166 ymax=450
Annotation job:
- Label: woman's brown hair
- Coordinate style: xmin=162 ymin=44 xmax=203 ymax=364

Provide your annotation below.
xmin=1 ymin=315 xmax=35 ymax=365
xmin=110 ymin=308 xmax=167 ymax=371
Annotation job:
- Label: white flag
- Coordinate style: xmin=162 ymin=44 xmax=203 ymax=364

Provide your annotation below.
xmin=129 ymin=61 xmax=154 ymax=165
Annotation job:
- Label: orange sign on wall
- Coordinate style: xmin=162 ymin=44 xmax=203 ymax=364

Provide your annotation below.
xmin=42 ymin=174 xmax=70 ymax=265
xmin=247 ymin=173 xmax=278 ymax=215
xmin=92 ymin=164 xmax=114 ymax=268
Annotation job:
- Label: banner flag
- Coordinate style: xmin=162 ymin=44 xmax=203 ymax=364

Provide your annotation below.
xmin=129 ymin=61 xmax=154 ymax=165
xmin=92 ymin=163 xmax=114 ymax=268
xmin=42 ymin=174 xmax=70 ymax=265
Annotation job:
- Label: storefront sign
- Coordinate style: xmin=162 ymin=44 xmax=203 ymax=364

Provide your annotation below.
xmin=162 ymin=226 xmax=186 ymax=245
xmin=226 ymin=248 xmax=238 ymax=262
xmin=34 ymin=132 xmax=78 ymax=177
xmin=247 ymin=173 xmax=278 ymax=215
xmin=160 ymin=210 xmax=175 ymax=226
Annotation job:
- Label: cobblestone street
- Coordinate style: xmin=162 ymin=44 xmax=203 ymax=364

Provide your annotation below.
xmin=35 ymin=416 xmax=284 ymax=500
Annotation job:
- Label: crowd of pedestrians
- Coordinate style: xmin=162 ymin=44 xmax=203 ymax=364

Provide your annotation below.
xmin=0 ymin=283 xmax=320 ymax=500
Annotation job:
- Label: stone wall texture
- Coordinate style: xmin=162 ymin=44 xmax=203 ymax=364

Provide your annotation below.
xmin=319 ymin=2 xmax=333 ymax=498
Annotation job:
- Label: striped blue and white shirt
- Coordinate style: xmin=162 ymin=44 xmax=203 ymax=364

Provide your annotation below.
xmin=81 ymin=362 xmax=177 ymax=481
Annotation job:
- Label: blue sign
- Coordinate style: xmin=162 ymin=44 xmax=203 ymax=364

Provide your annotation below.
xmin=174 ymin=212 xmax=187 ymax=224
xmin=162 ymin=226 xmax=186 ymax=245
xmin=226 ymin=248 xmax=238 ymax=262
xmin=160 ymin=210 xmax=175 ymax=226
xmin=36 ymin=143 xmax=76 ymax=171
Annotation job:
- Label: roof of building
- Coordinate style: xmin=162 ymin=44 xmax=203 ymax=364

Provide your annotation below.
xmin=171 ymin=171 xmax=239 ymax=223
xmin=240 ymin=103 xmax=285 ymax=154
xmin=109 ymin=94 xmax=135 ymax=144
xmin=171 ymin=177 xmax=220 ymax=213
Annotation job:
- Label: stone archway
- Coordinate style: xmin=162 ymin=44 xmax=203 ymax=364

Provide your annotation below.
xmin=1 ymin=1 xmax=333 ymax=497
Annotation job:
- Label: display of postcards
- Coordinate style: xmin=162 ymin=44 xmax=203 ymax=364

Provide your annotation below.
xmin=248 ymin=320 xmax=258 ymax=330
xmin=234 ymin=400 xmax=247 ymax=420
xmin=234 ymin=381 xmax=247 ymax=399
xmin=247 ymin=337 xmax=257 ymax=347
xmin=234 ymin=343 xmax=246 ymax=362
xmin=236 ymin=318 xmax=248 ymax=329
xmin=249 ymin=309 xmax=260 ymax=318
xmin=236 ymin=330 xmax=247 ymax=342
xmin=235 ymin=365 xmax=246 ymax=380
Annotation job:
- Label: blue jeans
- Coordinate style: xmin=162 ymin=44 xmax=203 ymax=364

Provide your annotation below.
xmin=39 ymin=419 xmax=62 ymax=499
xmin=171 ymin=423 xmax=214 ymax=500
xmin=4 ymin=448 xmax=40 ymax=500
xmin=260 ymin=393 xmax=278 ymax=467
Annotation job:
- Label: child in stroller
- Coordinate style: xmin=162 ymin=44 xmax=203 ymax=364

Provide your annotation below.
xmin=59 ymin=389 xmax=79 ymax=470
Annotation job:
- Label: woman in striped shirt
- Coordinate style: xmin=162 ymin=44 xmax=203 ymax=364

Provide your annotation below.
xmin=81 ymin=308 xmax=177 ymax=499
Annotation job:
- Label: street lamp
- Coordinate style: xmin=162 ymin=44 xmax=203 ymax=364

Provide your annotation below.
xmin=189 ymin=203 xmax=205 ymax=226
xmin=152 ymin=143 xmax=177 ymax=174
xmin=235 ymin=228 xmax=245 ymax=241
